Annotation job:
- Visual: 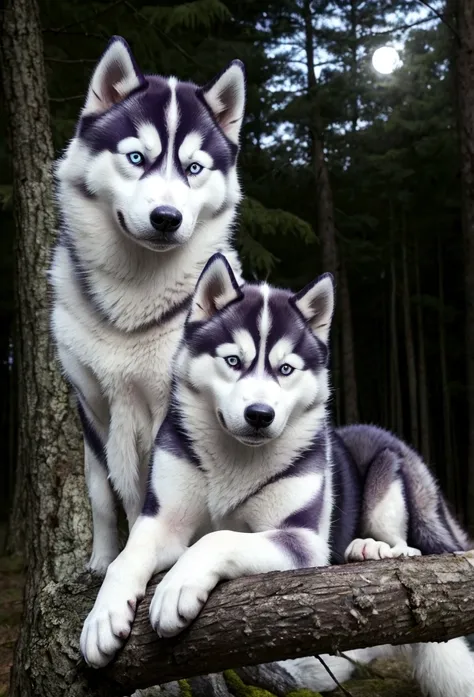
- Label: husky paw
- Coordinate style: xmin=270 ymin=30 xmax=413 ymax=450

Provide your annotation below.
xmin=86 ymin=551 xmax=119 ymax=576
xmin=80 ymin=579 xmax=139 ymax=668
xmin=390 ymin=544 xmax=421 ymax=558
xmin=345 ymin=538 xmax=394 ymax=562
xmin=345 ymin=538 xmax=422 ymax=562
xmin=149 ymin=558 xmax=217 ymax=638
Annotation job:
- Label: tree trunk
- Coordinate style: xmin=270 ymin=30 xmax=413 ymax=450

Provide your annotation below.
xmin=339 ymin=256 xmax=359 ymax=422
xmin=302 ymin=0 xmax=358 ymax=423
xmin=349 ymin=0 xmax=359 ymax=134
xmin=35 ymin=553 xmax=474 ymax=696
xmin=401 ymin=231 xmax=419 ymax=449
xmin=0 ymin=0 xmax=91 ymax=695
xmin=456 ymin=0 xmax=474 ymax=533
xmin=389 ymin=224 xmax=403 ymax=436
xmin=332 ymin=322 xmax=342 ymax=425
xmin=414 ymin=237 xmax=430 ymax=463
xmin=438 ymin=232 xmax=458 ymax=509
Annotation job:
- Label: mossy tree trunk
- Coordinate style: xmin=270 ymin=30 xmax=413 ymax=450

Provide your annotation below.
xmin=0 ymin=0 xmax=94 ymax=694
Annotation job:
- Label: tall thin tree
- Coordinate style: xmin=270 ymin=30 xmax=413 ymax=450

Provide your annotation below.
xmin=302 ymin=0 xmax=359 ymax=423
xmin=456 ymin=0 xmax=474 ymax=530
xmin=415 ymin=237 xmax=430 ymax=463
xmin=401 ymin=225 xmax=419 ymax=449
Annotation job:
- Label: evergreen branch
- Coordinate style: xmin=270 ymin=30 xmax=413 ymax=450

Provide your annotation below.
xmin=365 ymin=16 xmax=439 ymax=37
xmin=42 ymin=29 xmax=106 ymax=39
xmin=49 ymin=94 xmax=84 ymax=102
xmin=45 ymin=57 xmax=97 ymax=63
xmin=45 ymin=0 xmax=124 ymax=34
xmin=123 ymin=0 xmax=203 ymax=69
xmin=414 ymin=0 xmax=461 ymax=44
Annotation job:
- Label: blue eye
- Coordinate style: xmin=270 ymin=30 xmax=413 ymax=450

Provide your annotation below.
xmin=127 ymin=151 xmax=144 ymax=166
xmin=279 ymin=363 xmax=294 ymax=376
xmin=187 ymin=162 xmax=203 ymax=175
xmin=225 ymin=355 xmax=241 ymax=369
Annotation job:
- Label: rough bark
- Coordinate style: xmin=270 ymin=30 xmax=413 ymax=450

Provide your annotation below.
xmin=302 ymin=0 xmax=358 ymax=423
xmin=34 ymin=552 xmax=474 ymax=697
xmin=456 ymin=0 xmax=474 ymax=532
xmin=0 ymin=0 xmax=90 ymax=695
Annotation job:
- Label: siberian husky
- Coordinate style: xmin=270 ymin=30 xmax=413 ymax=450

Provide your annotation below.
xmin=49 ymin=37 xmax=245 ymax=573
xmin=80 ymin=254 xmax=474 ymax=696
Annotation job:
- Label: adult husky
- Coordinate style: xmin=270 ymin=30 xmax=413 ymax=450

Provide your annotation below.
xmin=49 ymin=38 xmax=245 ymax=573
xmin=81 ymin=253 xmax=474 ymax=697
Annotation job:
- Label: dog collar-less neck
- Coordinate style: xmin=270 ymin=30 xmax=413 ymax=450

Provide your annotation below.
xmin=62 ymin=234 xmax=192 ymax=334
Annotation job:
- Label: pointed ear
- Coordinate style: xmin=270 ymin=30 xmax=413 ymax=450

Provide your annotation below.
xmin=83 ymin=36 xmax=147 ymax=116
xmin=290 ymin=273 xmax=335 ymax=343
xmin=199 ymin=60 xmax=246 ymax=145
xmin=189 ymin=253 xmax=243 ymax=323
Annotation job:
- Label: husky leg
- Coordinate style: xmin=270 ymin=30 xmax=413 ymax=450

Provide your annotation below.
xmin=60 ymin=349 xmax=116 ymax=573
xmin=84 ymin=442 xmax=119 ymax=574
xmin=106 ymin=394 xmax=153 ymax=531
xmin=346 ymin=448 xmax=421 ymax=561
xmin=81 ymin=446 xmax=207 ymax=669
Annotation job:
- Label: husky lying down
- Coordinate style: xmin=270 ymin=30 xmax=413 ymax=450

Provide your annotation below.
xmin=80 ymin=254 xmax=474 ymax=696
xmin=49 ymin=37 xmax=244 ymax=573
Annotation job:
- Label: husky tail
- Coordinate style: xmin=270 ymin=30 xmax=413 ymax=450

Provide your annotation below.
xmin=281 ymin=638 xmax=474 ymax=697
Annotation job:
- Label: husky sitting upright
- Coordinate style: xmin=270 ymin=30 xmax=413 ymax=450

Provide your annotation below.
xmin=80 ymin=253 xmax=474 ymax=697
xmin=49 ymin=37 xmax=245 ymax=573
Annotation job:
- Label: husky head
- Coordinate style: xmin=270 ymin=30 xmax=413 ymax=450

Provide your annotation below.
xmin=179 ymin=253 xmax=334 ymax=446
xmin=57 ymin=36 xmax=245 ymax=252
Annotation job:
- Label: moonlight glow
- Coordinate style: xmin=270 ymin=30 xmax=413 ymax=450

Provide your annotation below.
xmin=372 ymin=46 xmax=401 ymax=75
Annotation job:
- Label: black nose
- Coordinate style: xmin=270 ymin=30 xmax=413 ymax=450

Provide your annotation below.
xmin=244 ymin=403 xmax=275 ymax=429
xmin=150 ymin=206 xmax=182 ymax=233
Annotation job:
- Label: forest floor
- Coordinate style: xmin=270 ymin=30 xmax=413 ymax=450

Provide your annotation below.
xmin=0 ymin=530 xmax=471 ymax=697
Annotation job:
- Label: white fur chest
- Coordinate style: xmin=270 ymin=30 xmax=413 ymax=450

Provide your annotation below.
xmin=51 ymin=245 xmax=183 ymax=419
xmin=191 ymin=431 xmax=299 ymax=525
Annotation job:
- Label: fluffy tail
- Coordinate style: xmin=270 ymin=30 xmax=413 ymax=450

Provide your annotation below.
xmin=279 ymin=638 xmax=474 ymax=697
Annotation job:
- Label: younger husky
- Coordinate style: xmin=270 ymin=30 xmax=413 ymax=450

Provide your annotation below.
xmin=49 ymin=37 xmax=244 ymax=573
xmin=80 ymin=254 xmax=474 ymax=696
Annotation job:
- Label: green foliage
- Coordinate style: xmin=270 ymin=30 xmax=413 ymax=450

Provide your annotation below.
xmin=237 ymin=197 xmax=315 ymax=276
xmin=143 ymin=0 xmax=232 ymax=32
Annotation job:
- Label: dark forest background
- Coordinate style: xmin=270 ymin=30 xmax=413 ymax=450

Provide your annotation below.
xmin=1 ymin=0 xmax=472 ymax=530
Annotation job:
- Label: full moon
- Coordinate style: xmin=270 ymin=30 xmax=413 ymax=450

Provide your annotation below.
xmin=372 ymin=46 xmax=401 ymax=75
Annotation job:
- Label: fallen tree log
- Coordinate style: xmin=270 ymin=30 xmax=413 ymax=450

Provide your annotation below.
xmin=56 ymin=551 xmax=474 ymax=696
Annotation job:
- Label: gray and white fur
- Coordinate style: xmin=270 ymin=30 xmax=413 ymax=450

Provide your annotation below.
xmin=80 ymin=253 xmax=474 ymax=696
xmin=49 ymin=37 xmax=245 ymax=573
